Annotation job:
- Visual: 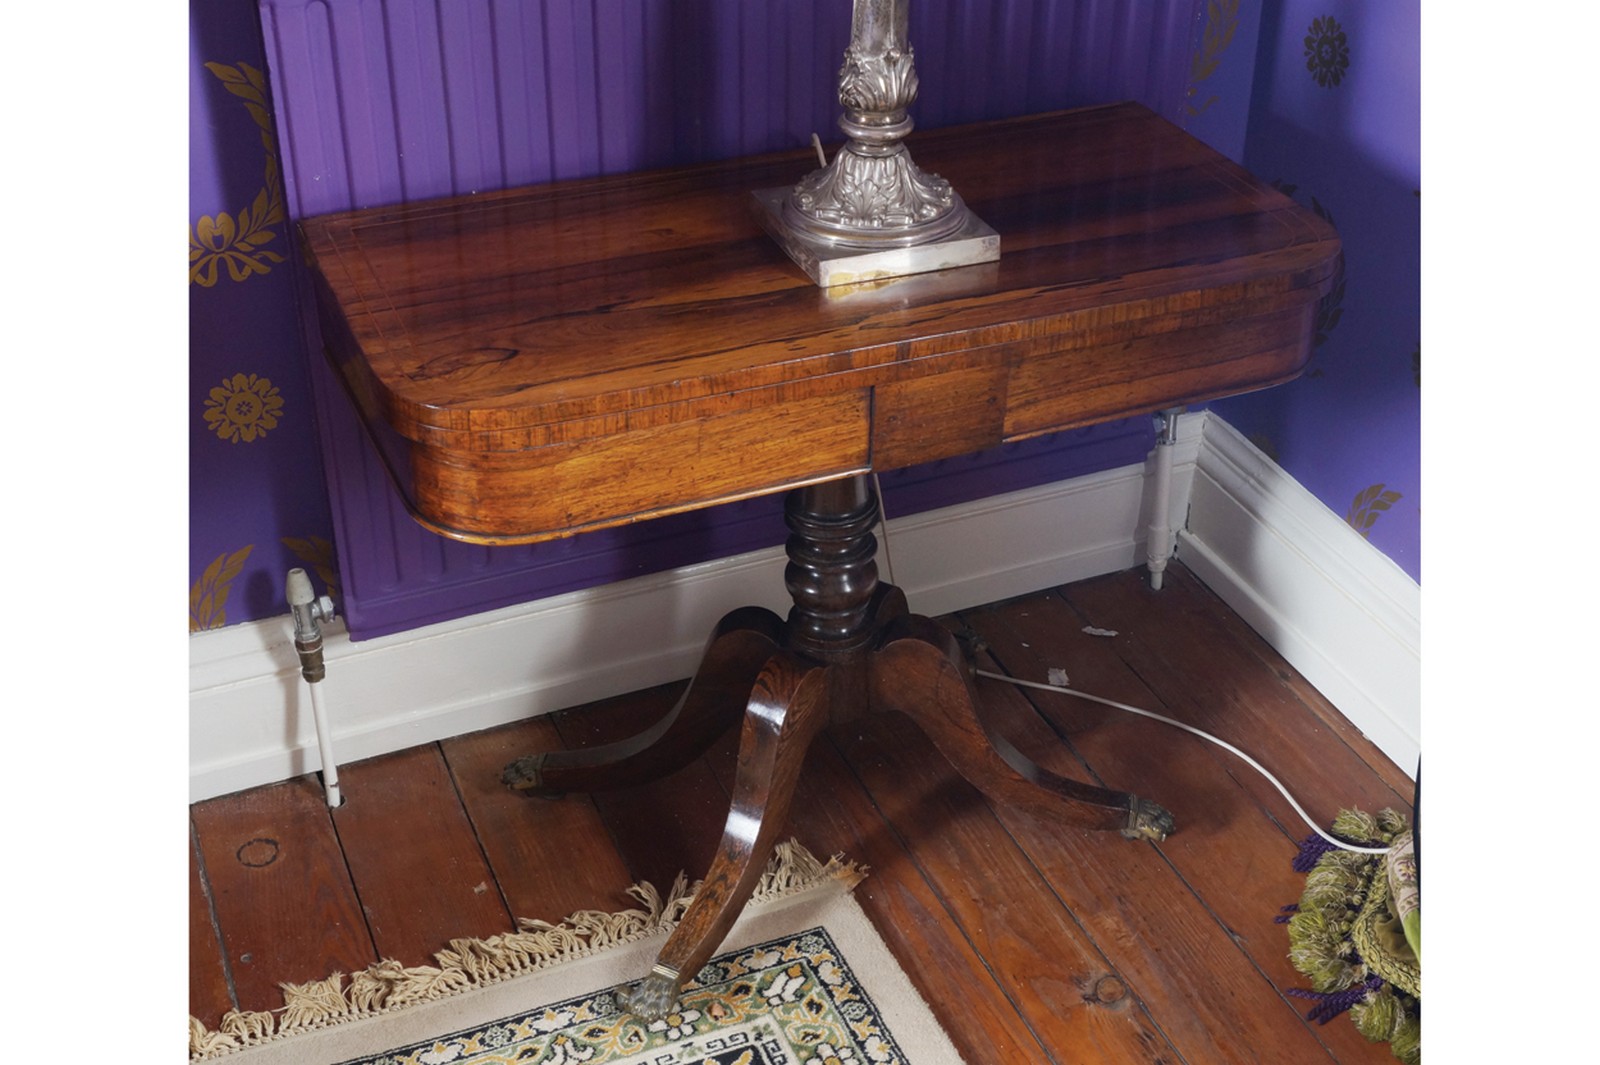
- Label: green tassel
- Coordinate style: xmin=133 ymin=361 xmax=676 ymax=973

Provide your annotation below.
xmin=1287 ymin=910 xmax=1358 ymax=992
xmin=1376 ymin=807 xmax=1409 ymax=839
xmin=1350 ymin=987 xmax=1396 ymax=1042
xmin=1389 ymin=1009 xmax=1420 ymax=1064
xmin=1331 ymin=807 xmax=1381 ymax=842
xmin=1285 ymin=808 xmax=1418 ymax=1062
xmin=1284 ymin=908 xmax=1338 ymax=956
xmin=1329 ymin=806 xmax=1409 ymax=848
xmin=1305 ymin=862 xmax=1368 ymax=908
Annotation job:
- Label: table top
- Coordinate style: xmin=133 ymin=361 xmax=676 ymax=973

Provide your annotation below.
xmin=301 ymin=102 xmax=1339 ymax=544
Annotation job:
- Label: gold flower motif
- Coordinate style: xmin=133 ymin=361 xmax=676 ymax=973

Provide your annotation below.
xmin=205 ymin=372 xmax=284 ymax=443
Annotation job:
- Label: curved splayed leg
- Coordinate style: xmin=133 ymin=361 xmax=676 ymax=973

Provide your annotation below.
xmin=869 ymin=616 xmax=1174 ymax=842
xmin=503 ymin=607 xmax=785 ymax=795
xmin=618 ymin=652 xmax=831 ymax=1019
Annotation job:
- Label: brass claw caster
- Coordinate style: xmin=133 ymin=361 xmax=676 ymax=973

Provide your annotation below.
xmin=617 ymin=967 xmax=682 ymax=1022
xmin=501 ymin=753 xmax=566 ymax=799
xmin=1121 ymin=797 xmax=1176 ymax=842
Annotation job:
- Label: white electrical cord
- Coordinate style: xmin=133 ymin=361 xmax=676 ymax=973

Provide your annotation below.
xmin=871 ymin=472 xmax=898 ymax=587
xmin=867 ymin=472 xmax=1386 ymax=856
xmin=976 ymin=670 xmax=1390 ymax=855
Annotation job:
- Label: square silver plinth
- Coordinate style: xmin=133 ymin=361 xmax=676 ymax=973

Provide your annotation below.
xmin=752 ymin=187 xmax=1001 ymax=288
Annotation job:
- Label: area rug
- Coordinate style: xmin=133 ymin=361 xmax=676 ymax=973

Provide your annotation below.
xmin=190 ymin=841 xmax=965 ymax=1064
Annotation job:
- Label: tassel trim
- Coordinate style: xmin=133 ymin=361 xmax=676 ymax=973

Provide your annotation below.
xmin=189 ymin=839 xmax=863 ymax=1060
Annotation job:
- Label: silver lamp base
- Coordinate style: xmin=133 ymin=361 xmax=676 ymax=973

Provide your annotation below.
xmin=753 ymin=186 xmax=999 ymax=288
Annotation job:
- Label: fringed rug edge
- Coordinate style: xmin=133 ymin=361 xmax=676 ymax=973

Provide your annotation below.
xmin=189 ymin=838 xmax=864 ymax=1061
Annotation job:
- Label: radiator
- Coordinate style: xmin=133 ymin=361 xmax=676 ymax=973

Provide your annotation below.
xmin=259 ymin=0 xmax=1194 ymax=638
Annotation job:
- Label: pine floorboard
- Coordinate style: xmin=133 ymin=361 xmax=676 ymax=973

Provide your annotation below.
xmin=189 ymin=562 xmax=1412 ymax=1062
xmin=188 ymin=822 xmax=234 ymax=1026
xmin=328 ymin=745 xmax=516 ymax=966
xmin=191 ymin=773 xmax=375 ymax=1015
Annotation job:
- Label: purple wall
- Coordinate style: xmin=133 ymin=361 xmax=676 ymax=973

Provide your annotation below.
xmin=191 ymin=1 xmax=1417 ymax=638
xmin=190 ymin=0 xmax=338 ymax=629
xmin=1207 ymin=0 xmax=1422 ymax=581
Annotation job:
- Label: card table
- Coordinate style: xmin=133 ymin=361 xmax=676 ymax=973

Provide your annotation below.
xmin=300 ymin=102 xmax=1340 ymax=1017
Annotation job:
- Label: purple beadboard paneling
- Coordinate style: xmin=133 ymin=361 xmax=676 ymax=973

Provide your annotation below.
xmin=264 ymin=0 xmax=1201 ymax=214
xmin=258 ymin=0 xmax=1201 ymax=638
xmin=309 ymin=312 xmax=1151 ymax=640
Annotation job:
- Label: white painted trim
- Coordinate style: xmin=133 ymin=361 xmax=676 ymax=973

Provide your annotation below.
xmin=191 ymin=409 xmax=1420 ymax=802
xmin=1178 ymin=412 xmax=1421 ymax=776
xmin=190 ymin=438 xmax=1201 ymax=802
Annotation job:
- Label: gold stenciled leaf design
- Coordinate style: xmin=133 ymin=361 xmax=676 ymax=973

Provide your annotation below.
xmin=283 ymin=535 xmax=341 ymax=602
xmin=1345 ymin=484 xmax=1402 ymax=539
xmin=191 ymin=207 xmax=285 ymax=285
xmin=191 ymin=546 xmax=255 ymax=632
xmin=1184 ymin=0 xmax=1241 ymax=117
xmin=191 ymin=62 xmax=287 ymax=287
xmin=204 ymin=60 xmax=274 ymax=134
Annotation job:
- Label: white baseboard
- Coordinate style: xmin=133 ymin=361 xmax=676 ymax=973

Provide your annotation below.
xmin=190 ymin=433 xmax=1201 ymax=802
xmin=191 ymin=410 xmax=1420 ymax=802
xmin=1178 ymin=414 xmax=1421 ymax=776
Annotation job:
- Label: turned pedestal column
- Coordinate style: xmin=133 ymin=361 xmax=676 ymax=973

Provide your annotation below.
xmin=505 ymin=474 xmax=1174 ymax=1018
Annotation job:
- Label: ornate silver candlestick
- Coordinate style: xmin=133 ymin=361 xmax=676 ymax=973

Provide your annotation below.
xmin=754 ymin=0 xmax=1000 ymax=287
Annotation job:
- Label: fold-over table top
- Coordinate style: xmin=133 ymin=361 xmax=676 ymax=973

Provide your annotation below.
xmin=301 ymin=103 xmax=1338 ymax=543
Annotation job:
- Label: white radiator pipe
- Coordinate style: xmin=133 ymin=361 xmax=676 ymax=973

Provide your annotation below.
xmin=1146 ymin=407 xmax=1183 ymax=590
xmin=307 ymin=681 xmax=342 ymax=808
xmin=286 ymin=568 xmax=343 ymax=807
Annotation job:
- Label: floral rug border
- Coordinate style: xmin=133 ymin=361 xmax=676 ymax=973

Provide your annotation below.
xmin=363 ymin=922 xmax=907 ymax=1065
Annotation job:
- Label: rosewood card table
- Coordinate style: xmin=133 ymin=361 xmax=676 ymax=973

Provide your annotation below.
xmin=300 ymin=102 xmax=1340 ymax=1017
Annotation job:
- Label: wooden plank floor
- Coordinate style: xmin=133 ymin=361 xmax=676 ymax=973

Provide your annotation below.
xmin=189 ymin=564 xmax=1413 ymax=1063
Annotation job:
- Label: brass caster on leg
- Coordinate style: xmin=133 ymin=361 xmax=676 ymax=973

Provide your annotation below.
xmin=952 ymin=626 xmax=988 ymax=663
xmin=502 ymin=754 xmax=563 ymax=798
xmin=617 ymin=964 xmax=682 ymax=1021
xmin=1121 ymin=797 xmax=1176 ymax=841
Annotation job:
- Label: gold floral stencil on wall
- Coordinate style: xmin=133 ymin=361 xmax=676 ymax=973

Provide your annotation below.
xmin=204 ymin=372 xmax=284 ymax=443
xmin=1304 ymin=16 xmax=1350 ymax=88
xmin=191 ymin=546 xmax=253 ymax=631
xmin=191 ymin=62 xmax=287 ymax=286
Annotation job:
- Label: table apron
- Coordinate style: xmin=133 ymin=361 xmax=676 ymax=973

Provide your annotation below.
xmin=407 ymin=387 xmax=873 ymax=543
xmin=383 ymin=291 xmax=1317 ymax=543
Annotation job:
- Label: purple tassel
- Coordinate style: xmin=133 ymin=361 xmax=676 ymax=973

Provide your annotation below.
xmin=1286 ymin=975 xmax=1383 ymax=1024
xmin=1291 ymin=834 xmax=1340 ymax=873
xmin=1277 ymin=822 xmax=1394 ymax=1023
xmin=1291 ymin=828 xmax=1383 ymax=873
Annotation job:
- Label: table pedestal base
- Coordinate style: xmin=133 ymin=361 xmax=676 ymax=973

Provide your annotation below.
xmin=502 ymin=475 xmax=1174 ymax=1019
